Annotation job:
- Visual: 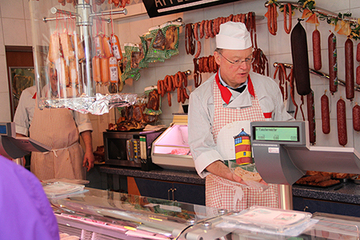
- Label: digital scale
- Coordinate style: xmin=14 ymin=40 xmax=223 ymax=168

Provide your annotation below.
xmin=0 ymin=122 xmax=51 ymax=159
xmin=251 ymin=121 xmax=360 ymax=185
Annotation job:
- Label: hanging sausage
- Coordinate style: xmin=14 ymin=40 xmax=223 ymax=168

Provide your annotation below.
xmin=291 ymin=20 xmax=311 ymax=96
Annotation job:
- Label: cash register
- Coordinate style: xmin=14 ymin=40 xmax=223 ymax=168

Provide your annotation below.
xmin=0 ymin=122 xmax=51 ymax=160
xmin=251 ymin=121 xmax=360 ymax=185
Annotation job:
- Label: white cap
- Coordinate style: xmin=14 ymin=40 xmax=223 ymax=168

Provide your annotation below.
xmin=216 ymin=21 xmax=252 ymax=50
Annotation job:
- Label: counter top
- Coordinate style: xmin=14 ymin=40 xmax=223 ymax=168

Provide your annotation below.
xmin=292 ymin=181 xmax=360 ymax=204
xmin=99 ymin=165 xmax=360 ymax=204
xmin=99 ymin=165 xmax=205 ymax=185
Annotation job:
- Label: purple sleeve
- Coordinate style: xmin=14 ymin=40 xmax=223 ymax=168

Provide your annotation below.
xmin=0 ymin=156 xmax=59 ymax=240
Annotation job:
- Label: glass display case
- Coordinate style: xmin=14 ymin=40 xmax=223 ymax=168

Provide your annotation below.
xmin=28 ymin=0 xmax=134 ymax=115
xmin=51 ymin=187 xmax=360 ymax=240
xmin=151 ymin=114 xmax=195 ymax=171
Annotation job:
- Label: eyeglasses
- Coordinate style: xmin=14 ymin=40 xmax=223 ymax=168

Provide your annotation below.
xmin=218 ymin=51 xmax=254 ymax=66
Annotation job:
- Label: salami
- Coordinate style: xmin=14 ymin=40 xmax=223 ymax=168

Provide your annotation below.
xmin=345 ymin=38 xmax=354 ymax=100
xmin=320 ymin=93 xmax=330 ymax=134
xmin=312 ymin=29 xmax=322 ymax=71
xmin=291 ymin=20 xmax=311 ymax=95
xmin=353 ymin=103 xmax=360 ymax=131
xmin=337 ymin=98 xmax=347 ymax=146
xmin=328 ymin=32 xmax=338 ymax=94
xmin=307 ymin=91 xmax=316 ymax=144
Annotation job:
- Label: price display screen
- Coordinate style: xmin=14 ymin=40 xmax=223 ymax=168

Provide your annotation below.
xmin=253 ymin=126 xmax=299 ymax=142
xmin=0 ymin=125 xmax=7 ymax=135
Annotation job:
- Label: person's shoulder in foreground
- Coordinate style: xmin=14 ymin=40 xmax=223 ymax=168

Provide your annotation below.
xmin=0 ymin=155 xmax=59 ymax=240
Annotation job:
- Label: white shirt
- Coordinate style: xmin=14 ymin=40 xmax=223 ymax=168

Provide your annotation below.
xmin=188 ymin=72 xmax=293 ymax=178
xmin=14 ymin=86 xmax=93 ymax=136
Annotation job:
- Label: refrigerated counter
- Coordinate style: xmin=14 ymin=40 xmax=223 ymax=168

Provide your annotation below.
xmin=52 ymin=187 xmax=360 ymax=239
xmin=151 ymin=114 xmax=195 ymax=171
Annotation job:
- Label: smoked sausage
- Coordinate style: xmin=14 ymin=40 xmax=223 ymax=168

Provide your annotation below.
xmin=100 ymin=57 xmax=110 ymax=85
xmin=320 ymin=93 xmax=330 ymax=134
xmin=357 ymin=65 xmax=360 ymax=85
xmin=103 ymin=36 xmax=113 ymax=58
xmin=283 ymin=3 xmax=292 ymax=34
xmin=291 ymin=20 xmax=311 ymax=96
xmin=94 ymin=35 xmax=104 ymax=58
xmin=337 ymin=98 xmax=347 ymax=146
xmin=199 ymin=20 xmax=205 ymax=39
xmin=109 ymin=56 xmax=119 ymax=83
xmin=69 ymin=60 xmax=78 ymax=85
xmin=73 ymin=33 xmax=85 ymax=60
xmin=312 ymin=29 xmax=322 ymax=71
xmin=345 ymin=38 xmax=354 ymax=100
xmin=111 ymin=34 xmax=123 ymax=60
xmin=167 ymin=92 xmax=172 ymax=107
xmin=92 ymin=56 xmax=101 ymax=84
xmin=353 ymin=103 xmax=360 ymax=131
xmin=48 ymin=32 xmax=60 ymax=63
xmin=307 ymin=91 xmax=316 ymax=144
xmin=357 ymin=42 xmax=360 ymax=62
xmin=60 ymin=32 xmax=75 ymax=62
xmin=328 ymin=32 xmax=338 ymax=94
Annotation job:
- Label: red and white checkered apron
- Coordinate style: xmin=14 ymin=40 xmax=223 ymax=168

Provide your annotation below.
xmin=205 ymin=74 xmax=279 ymax=211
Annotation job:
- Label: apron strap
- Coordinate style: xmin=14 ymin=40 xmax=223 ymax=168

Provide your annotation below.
xmin=43 ymin=141 xmax=78 ymax=157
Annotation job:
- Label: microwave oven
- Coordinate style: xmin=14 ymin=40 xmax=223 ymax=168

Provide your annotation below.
xmin=103 ymin=129 xmax=164 ymax=170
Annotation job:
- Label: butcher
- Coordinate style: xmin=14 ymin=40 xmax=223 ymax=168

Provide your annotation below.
xmin=188 ymin=21 xmax=293 ymax=211
xmin=13 ymin=65 xmax=94 ymax=181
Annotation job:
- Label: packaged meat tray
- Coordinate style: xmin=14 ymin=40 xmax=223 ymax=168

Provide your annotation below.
xmin=42 ymin=181 xmax=85 ymax=198
xmin=222 ymin=206 xmax=312 ymax=233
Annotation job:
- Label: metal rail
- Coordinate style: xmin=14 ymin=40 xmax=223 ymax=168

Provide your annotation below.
xmin=273 ymin=62 xmax=360 ymax=92
xmin=264 ymin=1 xmax=359 ymax=24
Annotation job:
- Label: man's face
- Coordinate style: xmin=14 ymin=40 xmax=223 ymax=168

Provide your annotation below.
xmin=49 ymin=66 xmax=58 ymax=91
xmin=214 ymin=47 xmax=253 ymax=88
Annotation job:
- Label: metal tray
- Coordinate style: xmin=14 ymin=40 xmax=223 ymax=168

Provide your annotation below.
xmin=351 ymin=175 xmax=360 ymax=184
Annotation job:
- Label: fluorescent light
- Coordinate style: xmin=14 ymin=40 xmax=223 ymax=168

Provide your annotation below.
xmin=158 ymin=0 xmax=220 ymax=13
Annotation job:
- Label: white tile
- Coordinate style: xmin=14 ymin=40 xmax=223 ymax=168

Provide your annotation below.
xmin=2 ymin=18 xmax=27 ymax=46
xmin=0 ymin=21 xmax=4 ymax=56
xmin=0 ymin=0 xmax=24 ymax=19
xmin=23 ymin=0 xmax=31 ymax=19
xmin=0 ymin=92 xmax=11 ymax=122
xmin=182 ymin=8 xmax=204 ymax=23
xmin=203 ymin=1 xmax=234 ymax=20
xmin=350 ymin=0 xmax=360 ymax=8
xmin=0 ymin=66 xmax=8 ymax=94
xmin=269 ymin=20 xmax=292 ymax=56
xmin=315 ymin=0 xmax=350 ymax=12
xmin=25 ymin=19 xmax=32 ymax=46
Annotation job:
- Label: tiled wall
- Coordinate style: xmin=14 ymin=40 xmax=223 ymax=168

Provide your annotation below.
xmin=2 ymin=0 xmax=360 ymax=150
xmin=0 ymin=0 xmax=32 ymax=123
xmin=113 ymin=0 xmax=360 ymax=149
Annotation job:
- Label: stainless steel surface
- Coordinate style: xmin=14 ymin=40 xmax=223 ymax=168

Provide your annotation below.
xmin=278 ymin=184 xmax=293 ymax=210
xmin=53 ymin=187 xmax=360 ymax=239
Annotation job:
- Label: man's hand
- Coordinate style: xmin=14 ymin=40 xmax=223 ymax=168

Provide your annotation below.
xmin=80 ymin=130 xmax=94 ymax=171
xmin=206 ymin=160 xmax=248 ymax=185
xmin=83 ymin=150 xmax=95 ymax=171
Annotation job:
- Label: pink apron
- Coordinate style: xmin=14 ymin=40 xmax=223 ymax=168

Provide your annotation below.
xmin=29 ymin=102 xmax=85 ymax=181
xmin=205 ymin=74 xmax=279 ymax=211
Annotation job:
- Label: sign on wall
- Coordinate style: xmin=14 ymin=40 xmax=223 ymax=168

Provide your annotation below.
xmin=142 ymin=0 xmax=240 ymax=18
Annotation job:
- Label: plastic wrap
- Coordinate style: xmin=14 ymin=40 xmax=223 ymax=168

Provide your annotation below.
xmin=29 ymin=0 xmax=128 ymax=115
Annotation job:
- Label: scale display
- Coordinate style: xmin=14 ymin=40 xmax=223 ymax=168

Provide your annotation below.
xmin=0 ymin=122 xmax=15 ymax=137
xmin=0 ymin=125 xmax=6 ymax=135
xmin=253 ymin=126 xmax=299 ymax=142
